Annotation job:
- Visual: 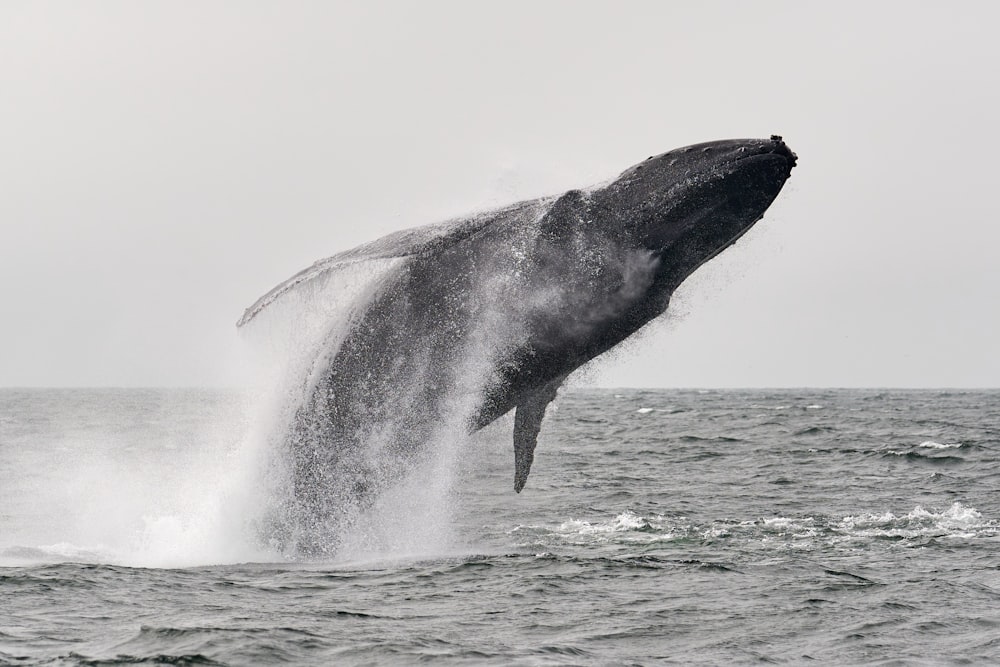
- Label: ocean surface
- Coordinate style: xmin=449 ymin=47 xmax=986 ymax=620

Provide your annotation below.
xmin=2 ymin=388 xmax=999 ymax=665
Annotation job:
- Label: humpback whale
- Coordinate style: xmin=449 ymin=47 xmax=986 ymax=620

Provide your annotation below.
xmin=240 ymin=136 xmax=796 ymax=555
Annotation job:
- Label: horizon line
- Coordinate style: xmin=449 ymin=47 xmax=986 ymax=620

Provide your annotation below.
xmin=1 ymin=385 xmax=998 ymax=391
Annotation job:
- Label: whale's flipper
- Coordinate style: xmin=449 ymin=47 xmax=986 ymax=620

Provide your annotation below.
xmin=238 ymin=199 xmax=552 ymax=327
xmin=513 ymin=378 xmax=564 ymax=493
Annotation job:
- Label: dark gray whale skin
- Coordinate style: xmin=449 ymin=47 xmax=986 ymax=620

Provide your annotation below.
xmin=241 ymin=137 xmax=796 ymax=555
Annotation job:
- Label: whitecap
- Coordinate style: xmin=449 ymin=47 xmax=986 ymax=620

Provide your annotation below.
xmin=838 ymin=502 xmax=994 ymax=539
xmin=917 ymin=440 xmax=962 ymax=449
xmin=757 ymin=516 xmax=818 ymax=538
xmin=548 ymin=511 xmax=668 ymax=543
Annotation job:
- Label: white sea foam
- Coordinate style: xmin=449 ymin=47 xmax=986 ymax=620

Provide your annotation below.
xmin=507 ymin=502 xmax=999 ymax=556
xmin=916 ymin=440 xmax=962 ymax=449
xmin=559 ymin=510 xmax=655 ymax=534
xmin=838 ymin=502 xmax=993 ymax=539
xmin=758 ymin=516 xmax=818 ymax=537
xmin=512 ymin=510 xmax=679 ymax=546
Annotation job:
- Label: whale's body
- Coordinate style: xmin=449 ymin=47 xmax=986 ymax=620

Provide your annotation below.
xmin=241 ymin=137 xmax=797 ymax=555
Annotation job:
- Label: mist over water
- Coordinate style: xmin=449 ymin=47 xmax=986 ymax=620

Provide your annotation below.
xmin=0 ymin=388 xmax=266 ymax=568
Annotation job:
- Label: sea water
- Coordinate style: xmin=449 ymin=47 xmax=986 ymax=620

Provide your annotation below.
xmin=2 ymin=388 xmax=999 ymax=664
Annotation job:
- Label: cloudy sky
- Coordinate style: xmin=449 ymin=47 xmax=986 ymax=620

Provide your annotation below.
xmin=2 ymin=1 xmax=998 ymax=387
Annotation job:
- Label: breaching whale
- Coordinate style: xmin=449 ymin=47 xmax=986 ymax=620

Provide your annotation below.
xmin=240 ymin=136 xmax=796 ymax=555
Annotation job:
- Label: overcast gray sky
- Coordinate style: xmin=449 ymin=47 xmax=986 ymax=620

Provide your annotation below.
xmin=2 ymin=1 xmax=998 ymax=388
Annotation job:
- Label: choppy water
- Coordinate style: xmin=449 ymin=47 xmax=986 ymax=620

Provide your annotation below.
xmin=2 ymin=388 xmax=1000 ymax=664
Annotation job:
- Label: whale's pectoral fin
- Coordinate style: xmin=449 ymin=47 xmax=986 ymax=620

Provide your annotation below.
xmin=238 ymin=204 xmax=515 ymax=327
xmin=513 ymin=379 xmax=564 ymax=493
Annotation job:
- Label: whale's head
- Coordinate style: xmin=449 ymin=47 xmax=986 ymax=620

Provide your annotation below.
xmin=598 ymin=136 xmax=796 ymax=288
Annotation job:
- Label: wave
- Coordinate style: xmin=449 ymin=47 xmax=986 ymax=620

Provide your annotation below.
xmin=793 ymin=426 xmax=838 ymax=436
xmin=916 ymin=440 xmax=963 ymax=449
xmin=677 ymin=435 xmax=743 ymax=443
xmin=881 ymin=451 xmax=966 ymax=465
